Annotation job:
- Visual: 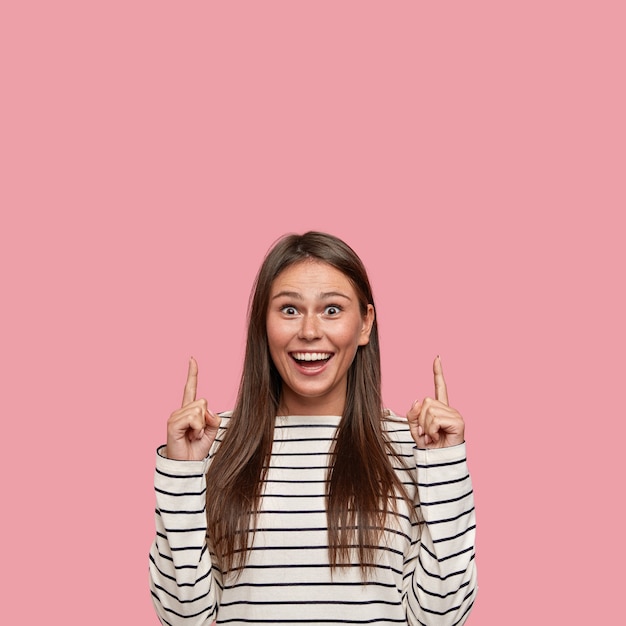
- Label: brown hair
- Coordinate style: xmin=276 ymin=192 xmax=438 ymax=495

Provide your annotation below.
xmin=206 ymin=231 xmax=413 ymax=576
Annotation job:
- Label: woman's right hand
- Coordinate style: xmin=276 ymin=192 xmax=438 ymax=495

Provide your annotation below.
xmin=165 ymin=357 xmax=222 ymax=461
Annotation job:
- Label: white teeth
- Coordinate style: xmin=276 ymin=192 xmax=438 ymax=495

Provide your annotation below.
xmin=292 ymin=352 xmax=332 ymax=362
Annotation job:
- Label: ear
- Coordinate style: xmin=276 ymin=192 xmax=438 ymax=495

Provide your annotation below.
xmin=358 ymin=304 xmax=375 ymax=346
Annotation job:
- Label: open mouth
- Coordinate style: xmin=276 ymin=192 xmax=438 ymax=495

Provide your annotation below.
xmin=290 ymin=352 xmax=333 ymax=368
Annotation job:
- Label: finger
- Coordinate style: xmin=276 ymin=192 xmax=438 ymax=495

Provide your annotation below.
xmin=182 ymin=357 xmax=198 ymax=407
xmin=433 ymin=355 xmax=449 ymax=406
xmin=406 ymin=400 xmax=424 ymax=439
xmin=205 ymin=409 xmax=222 ymax=430
xmin=421 ymin=406 xmax=465 ymax=447
xmin=406 ymin=399 xmax=421 ymax=421
xmin=169 ymin=402 xmax=206 ymax=430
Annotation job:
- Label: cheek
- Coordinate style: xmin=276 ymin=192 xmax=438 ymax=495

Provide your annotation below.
xmin=266 ymin=319 xmax=288 ymax=355
xmin=335 ymin=322 xmax=365 ymax=353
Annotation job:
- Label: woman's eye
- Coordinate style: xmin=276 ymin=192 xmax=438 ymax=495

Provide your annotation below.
xmin=281 ymin=306 xmax=298 ymax=315
xmin=325 ymin=305 xmax=341 ymax=316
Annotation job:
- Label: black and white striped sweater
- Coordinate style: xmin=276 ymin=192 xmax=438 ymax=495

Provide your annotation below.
xmin=149 ymin=413 xmax=477 ymax=626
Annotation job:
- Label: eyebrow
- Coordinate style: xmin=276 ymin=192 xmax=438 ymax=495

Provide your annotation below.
xmin=271 ymin=290 xmax=352 ymax=301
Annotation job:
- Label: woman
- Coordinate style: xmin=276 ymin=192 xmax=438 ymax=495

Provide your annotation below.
xmin=149 ymin=231 xmax=477 ymax=625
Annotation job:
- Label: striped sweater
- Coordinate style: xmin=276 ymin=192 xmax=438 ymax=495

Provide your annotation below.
xmin=149 ymin=413 xmax=477 ymax=625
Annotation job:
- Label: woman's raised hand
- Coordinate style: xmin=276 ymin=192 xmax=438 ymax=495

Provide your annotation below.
xmin=165 ymin=357 xmax=222 ymax=461
xmin=407 ymin=356 xmax=466 ymax=449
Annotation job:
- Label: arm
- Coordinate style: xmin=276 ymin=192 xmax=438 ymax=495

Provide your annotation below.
xmin=149 ymin=449 xmax=220 ymax=626
xmin=149 ymin=359 xmax=223 ymax=625
xmin=404 ymin=358 xmax=477 ymax=624
xmin=404 ymin=443 xmax=477 ymax=626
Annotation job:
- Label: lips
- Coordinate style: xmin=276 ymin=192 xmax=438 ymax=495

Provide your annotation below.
xmin=290 ymin=352 xmax=333 ymax=362
xmin=290 ymin=351 xmax=333 ymax=371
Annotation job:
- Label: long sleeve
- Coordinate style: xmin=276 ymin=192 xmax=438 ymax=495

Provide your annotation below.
xmin=149 ymin=415 xmax=477 ymax=626
xmin=149 ymin=448 xmax=218 ymax=626
xmin=403 ymin=443 xmax=478 ymax=626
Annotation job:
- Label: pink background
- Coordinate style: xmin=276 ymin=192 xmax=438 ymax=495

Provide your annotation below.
xmin=1 ymin=2 xmax=624 ymax=624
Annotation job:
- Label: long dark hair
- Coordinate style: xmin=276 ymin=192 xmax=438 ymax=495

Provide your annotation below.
xmin=206 ymin=231 xmax=413 ymax=576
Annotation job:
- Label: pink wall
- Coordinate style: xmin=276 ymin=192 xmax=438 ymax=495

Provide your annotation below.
xmin=2 ymin=2 xmax=624 ymax=624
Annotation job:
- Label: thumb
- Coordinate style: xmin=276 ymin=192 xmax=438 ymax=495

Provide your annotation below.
xmin=407 ymin=398 xmax=422 ymax=422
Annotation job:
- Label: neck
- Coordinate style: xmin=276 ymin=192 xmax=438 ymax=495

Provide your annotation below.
xmin=278 ymin=390 xmax=346 ymax=416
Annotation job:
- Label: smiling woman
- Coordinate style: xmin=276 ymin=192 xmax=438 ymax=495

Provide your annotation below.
xmin=149 ymin=231 xmax=477 ymax=626
xmin=267 ymin=260 xmax=375 ymax=416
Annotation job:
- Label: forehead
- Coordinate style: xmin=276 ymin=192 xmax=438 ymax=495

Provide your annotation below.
xmin=270 ymin=260 xmax=355 ymax=295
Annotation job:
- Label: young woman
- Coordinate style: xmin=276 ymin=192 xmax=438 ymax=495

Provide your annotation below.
xmin=149 ymin=231 xmax=477 ymax=625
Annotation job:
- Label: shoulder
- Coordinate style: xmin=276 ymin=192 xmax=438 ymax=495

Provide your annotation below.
xmin=208 ymin=410 xmax=233 ymax=456
xmin=215 ymin=410 xmax=233 ymax=434
xmin=381 ymin=409 xmax=415 ymax=449
xmin=382 ymin=408 xmax=409 ymax=432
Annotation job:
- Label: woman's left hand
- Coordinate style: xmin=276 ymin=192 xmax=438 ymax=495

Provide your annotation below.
xmin=407 ymin=356 xmax=466 ymax=448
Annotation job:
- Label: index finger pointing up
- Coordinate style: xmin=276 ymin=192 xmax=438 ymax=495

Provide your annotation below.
xmin=433 ymin=355 xmax=449 ymax=405
xmin=182 ymin=357 xmax=198 ymax=407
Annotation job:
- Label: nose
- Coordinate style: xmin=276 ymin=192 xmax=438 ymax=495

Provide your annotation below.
xmin=298 ymin=313 xmax=322 ymax=341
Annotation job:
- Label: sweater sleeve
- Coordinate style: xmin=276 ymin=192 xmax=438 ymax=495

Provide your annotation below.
xmin=149 ymin=447 xmax=219 ymax=626
xmin=403 ymin=443 xmax=478 ymax=626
